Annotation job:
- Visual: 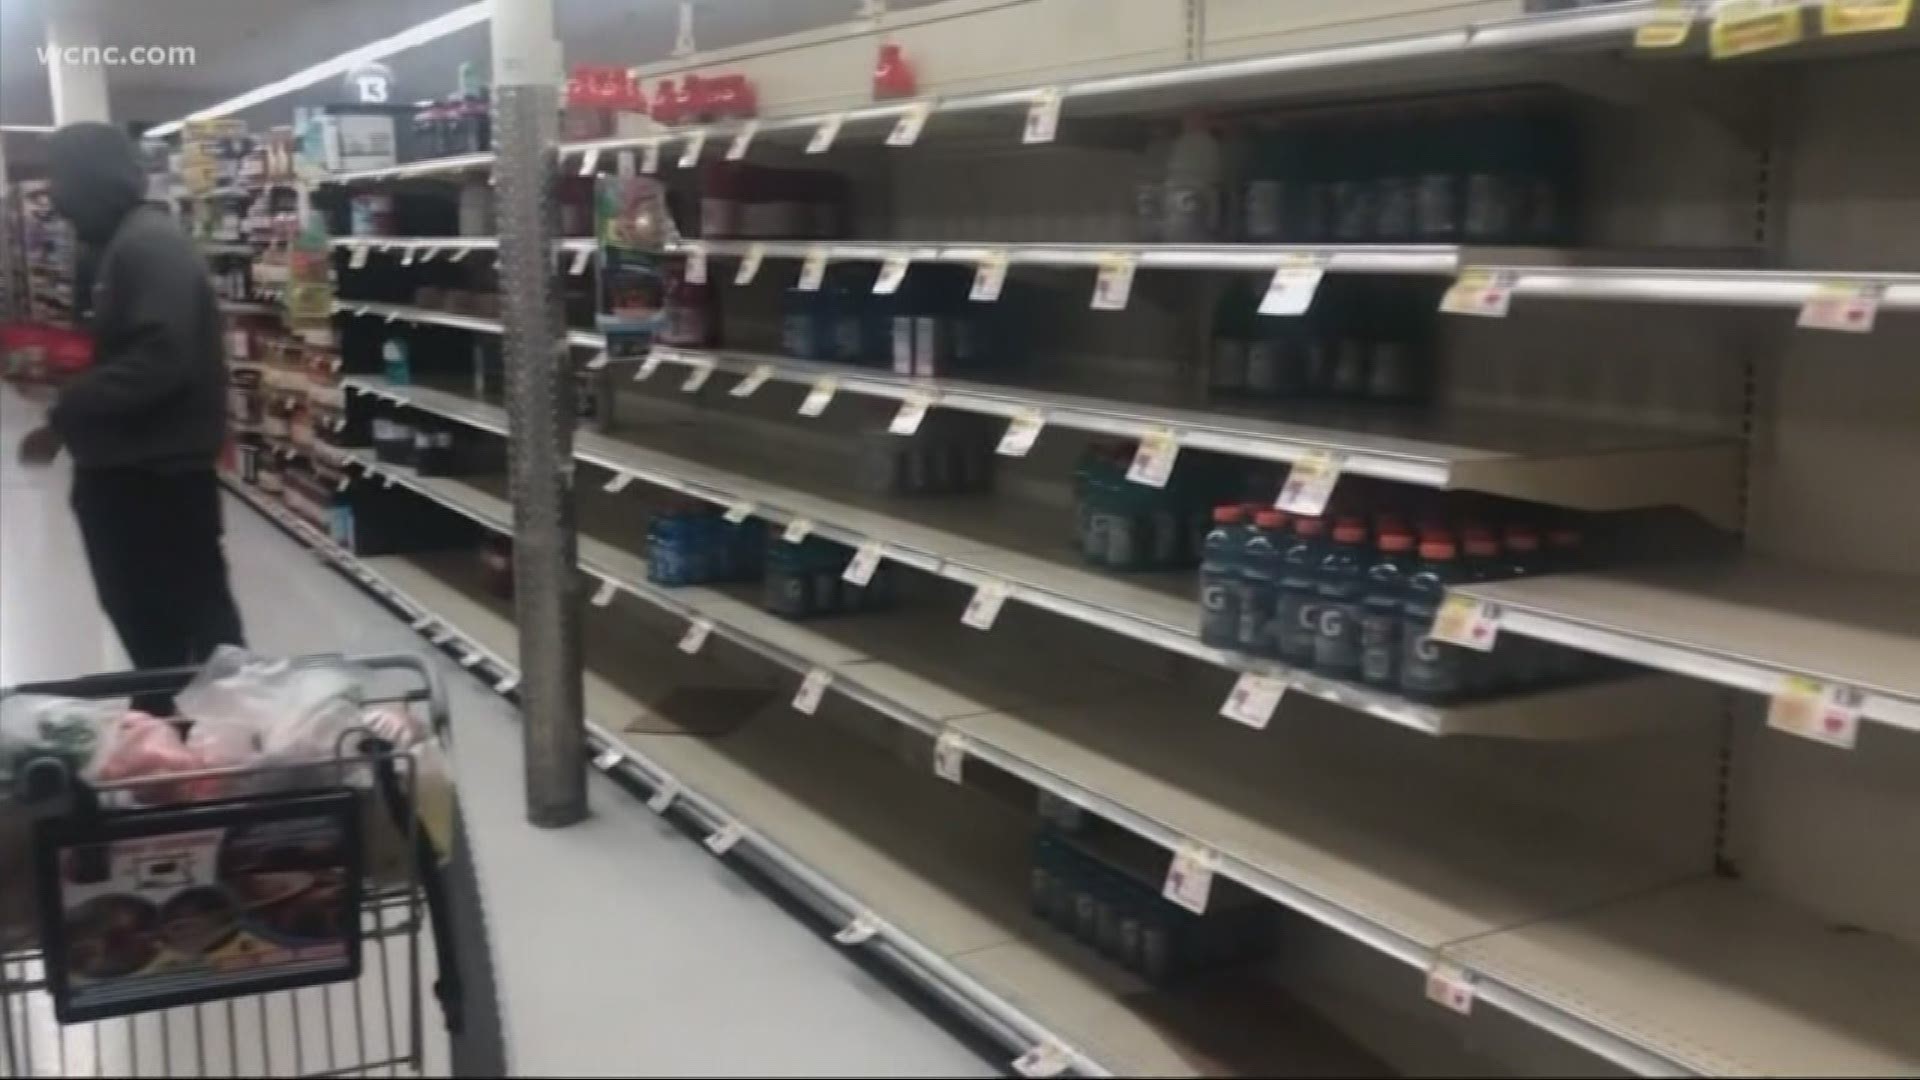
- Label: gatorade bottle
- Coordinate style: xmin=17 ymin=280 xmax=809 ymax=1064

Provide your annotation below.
xmin=1359 ymin=531 xmax=1415 ymax=689
xmin=1275 ymin=516 xmax=1328 ymax=667
xmin=1243 ymin=126 xmax=1292 ymax=242
xmin=1312 ymin=519 xmax=1371 ymax=680
xmin=1163 ymin=114 xmax=1224 ymax=243
xmin=1237 ymin=511 xmax=1285 ymax=656
xmin=1198 ymin=505 xmax=1246 ymax=649
xmin=1400 ymin=538 xmax=1467 ymax=704
xmin=1460 ymin=531 xmax=1506 ymax=696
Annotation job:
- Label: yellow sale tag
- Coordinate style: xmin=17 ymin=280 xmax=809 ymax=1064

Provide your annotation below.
xmin=1822 ymin=0 xmax=1911 ymax=34
xmin=1636 ymin=0 xmax=1695 ymax=48
xmin=1767 ymin=675 xmax=1864 ymax=749
xmin=1710 ymin=0 xmax=1805 ymax=58
xmin=1798 ymin=281 xmax=1883 ymax=333
xmin=1441 ymin=268 xmax=1516 ymax=317
xmin=1126 ymin=429 xmax=1179 ymax=488
xmin=1431 ymin=595 xmax=1501 ymax=652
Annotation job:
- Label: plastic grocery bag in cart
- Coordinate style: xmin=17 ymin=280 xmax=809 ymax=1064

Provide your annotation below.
xmin=3 ymin=651 xmax=472 ymax=1052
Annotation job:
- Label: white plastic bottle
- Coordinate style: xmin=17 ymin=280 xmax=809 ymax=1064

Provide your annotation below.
xmin=1162 ymin=114 xmax=1223 ymax=244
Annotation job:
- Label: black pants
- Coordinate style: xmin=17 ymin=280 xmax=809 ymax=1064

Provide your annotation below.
xmin=71 ymin=467 xmax=245 ymax=713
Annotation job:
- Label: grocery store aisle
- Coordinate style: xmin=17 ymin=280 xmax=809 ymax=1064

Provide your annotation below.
xmin=0 ymin=387 xmax=992 ymax=1077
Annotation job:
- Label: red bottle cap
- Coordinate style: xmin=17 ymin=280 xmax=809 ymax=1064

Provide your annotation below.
xmin=1334 ymin=521 xmax=1369 ymax=544
xmin=1212 ymin=505 xmax=1245 ymax=524
xmin=1294 ymin=516 xmax=1327 ymax=537
xmin=1420 ymin=538 xmax=1459 ymax=560
xmin=1379 ymin=532 xmax=1415 ymax=553
xmin=1254 ymin=510 xmax=1287 ymax=529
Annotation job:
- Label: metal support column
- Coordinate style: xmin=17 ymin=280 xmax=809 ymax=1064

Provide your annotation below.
xmin=492 ymin=0 xmax=585 ymax=827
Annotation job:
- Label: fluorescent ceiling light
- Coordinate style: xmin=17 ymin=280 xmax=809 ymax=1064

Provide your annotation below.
xmin=144 ymin=1 xmax=491 ymax=138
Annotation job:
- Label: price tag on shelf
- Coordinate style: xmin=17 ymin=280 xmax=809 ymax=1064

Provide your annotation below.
xmin=731 ymin=363 xmax=774 ymax=398
xmin=348 ymin=245 xmax=369 ymax=269
xmin=1220 ymin=673 xmax=1287 ymax=730
xmin=593 ymin=746 xmax=624 ymax=771
xmin=429 ymin=626 xmax=454 ymax=646
xmin=1126 ymin=429 xmax=1179 ymax=488
xmin=889 ymin=391 xmax=934 ymax=435
xmin=568 ymin=247 xmax=593 ymax=276
xmin=615 ymin=150 xmax=635 ymax=177
xmin=382 ymin=474 xmax=398 ymax=489
xmin=577 ymin=147 xmax=601 ymax=176
xmin=681 ymin=359 xmax=715 ymax=393
xmin=448 ymin=246 xmax=471 ymax=263
xmin=646 ymin=782 xmax=679 ymax=813
xmin=417 ymin=246 xmax=440 ymax=263
xmin=1023 ymin=86 xmax=1062 ymax=145
xmin=678 ymin=618 xmax=714 ymax=655
xmin=1766 ymin=675 xmax=1864 ymax=749
xmin=591 ymin=579 xmax=619 ymax=607
xmin=1635 ymin=0 xmax=1694 ymax=48
xmin=1425 ymin=961 xmax=1477 ymax=1015
xmin=793 ymin=668 xmax=832 ymax=715
xmin=1162 ymin=842 xmax=1216 ymax=914
xmin=399 ymin=247 xmax=416 ymax=267
xmin=873 ymin=252 xmax=912 ymax=295
xmin=384 ymin=310 xmax=401 ymax=323
xmin=726 ymin=120 xmax=759 ymax=161
xmin=1709 ymin=0 xmax=1805 ymax=58
xmin=685 ymin=246 xmax=708 ymax=284
xmin=842 ymin=541 xmax=885 ymax=586
xmin=1797 ymin=281 xmax=1883 ymax=333
xmin=641 ymin=140 xmax=661 ymax=174
xmin=887 ymin=100 xmax=934 ymax=147
xmin=933 ymin=730 xmax=968 ymax=784
xmin=1275 ymin=451 xmax=1345 ymax=517
xmin=1090 ymin=253 xmax=1138 ymax=311
xmin=1430 ymin=595 xmax=1502 ymax=652
xmin=337 ymin=475 xmax=352 ymax=493
xmin=781 ymin=517 xmax=814 ymax=544
xmin=798 ymin=376 xmax=838 ymax=417
xmin=970 ymin=250 xmax=1010 ymax=303
xmin=798 ymin=247 xmax=830 ymax=291
xmin=411 ymin=615 xmax=434 ymax=632
xmin=585 ymin=351 xmax=611 ymax=371
xmin=806 ymin=113 xmax=845 ymax=155
xmin=1259 ymin=258 xmax=1326 ymax=316
xmin=1822 ymin=0 xmax=1912 ymax=35
xmin=1441 ymin=268 xmax=1516 ymax=317
xmin=633 ymin=354 xmax=662 ymax=381
xmin=704 ymin=822 xmax=744 ymax=855
xmin=736 ymin=243 xmax=766 ymax=285
xmin=493 ymin=674 xmax=519 ymax=695
xmin=834 ymin=913 xmax=881 ymax=946
xmin=1013 ymin=1041 xmax=1072 ymax=1080
xmin=723 ymin=499 xmax=757 ymax=524
xmin=602 ymin=472 xmax=634 ymax=494
xmin=997 ymin=408 xmax=1045 ymax=457
xmin=961 ymin=579 xmax=1010 ymax=631
xmin=677 ymin=129 xmax=707 ymax=169
xmin=459 ymin=650 xmax=484 ymax=669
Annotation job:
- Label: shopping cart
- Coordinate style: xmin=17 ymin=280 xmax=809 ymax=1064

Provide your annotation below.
xmin=1 ymin=653 xmax=458 ymax=1078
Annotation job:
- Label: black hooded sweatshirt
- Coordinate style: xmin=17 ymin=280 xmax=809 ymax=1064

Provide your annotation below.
xmin=47 ymin=122 xmax=226 ymax=472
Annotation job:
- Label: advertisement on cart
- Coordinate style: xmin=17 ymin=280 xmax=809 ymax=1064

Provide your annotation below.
xmin=33 ymin=789 xmax=363 ymax=1022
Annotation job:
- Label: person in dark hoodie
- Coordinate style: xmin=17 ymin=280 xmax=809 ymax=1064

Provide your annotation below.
xmin=16 ymin=122 xmax=244 ymax=704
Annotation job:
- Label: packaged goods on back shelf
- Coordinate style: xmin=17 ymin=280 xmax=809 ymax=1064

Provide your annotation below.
xmin=764 ymin=538 xmax=898 ymax=620
xmin=408 ymin=63 xmax=492 ymax=162
xmin=1031 ymin=818 xmax=1273 ymax=987
xmin=856 ymin=415 xmax=997 ymax=498
xmin=783 ymin=263 xmax=1024 ymax=380
xmin=1210 ymin=278 xmax=1439 ymax=405
xmin=646 ymin=500 xmax=766 ymax=588
xmin=1137 ymin=100 xmax=1576 ymax=246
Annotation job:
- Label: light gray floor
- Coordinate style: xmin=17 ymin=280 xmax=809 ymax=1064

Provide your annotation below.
xmin=1 ymin=387 xmax=993 ymax=1077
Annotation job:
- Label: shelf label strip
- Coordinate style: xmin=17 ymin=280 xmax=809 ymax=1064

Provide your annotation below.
xmin=1221 ymin=673 xmax=1288 ymax=730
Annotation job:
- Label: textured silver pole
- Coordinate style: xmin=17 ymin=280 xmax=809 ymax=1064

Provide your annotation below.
xmin=495 ymin=74 xmax=586 ymax=828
